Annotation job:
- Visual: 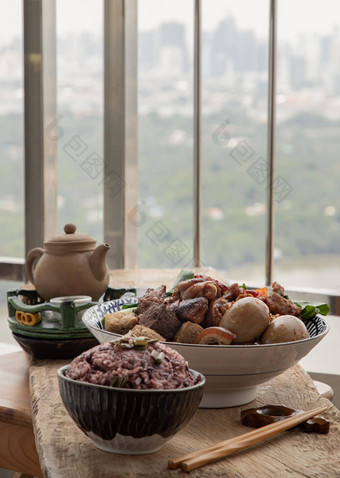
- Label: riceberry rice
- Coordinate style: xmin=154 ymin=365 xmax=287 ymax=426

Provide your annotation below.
xmin=66 ymin=341 xmax=198 ymax=390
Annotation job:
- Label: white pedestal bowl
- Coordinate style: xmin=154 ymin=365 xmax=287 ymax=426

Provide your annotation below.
xmin=83 ymin=298 xmax=329 ymax=408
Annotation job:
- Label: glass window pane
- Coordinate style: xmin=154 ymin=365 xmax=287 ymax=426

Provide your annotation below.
xmin=201 ymin=0 xmax=269 ymax=284
xmin=275 ymin=0 xmax=340 ymax=289
xmin=0 ymin=279 xmax=22 ymax=345
xmin=137 ymin=0 xmax=194 ymax=269
xmin=56 ymin=0 xmax=103 ymax=240
xmin=0 ymin=1 xmax=24 ymax=258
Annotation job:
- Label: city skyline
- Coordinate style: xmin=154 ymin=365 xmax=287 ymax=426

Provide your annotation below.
xmin=1 ymin=2 xmax=340 ymax=290
xmin=2 ymin=13 xmax=340 ymax=112
xmin=1 ymin=0 xmax=340 ymax=44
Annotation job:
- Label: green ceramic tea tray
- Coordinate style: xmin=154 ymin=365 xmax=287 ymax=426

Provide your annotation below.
xmin=7 ymin=287 xmax=136 ymax=359
xmin=7 ymin=291 xmax=96 ymax=339
xmin=7 ymin=287 xmax=137 ymax=338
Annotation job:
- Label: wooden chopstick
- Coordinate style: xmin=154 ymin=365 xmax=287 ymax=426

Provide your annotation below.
xmin=168 ymin=405 xmax=328 ymax=472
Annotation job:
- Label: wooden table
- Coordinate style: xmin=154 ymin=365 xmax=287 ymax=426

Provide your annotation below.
xmin=3 ymin=269 xmax=340 ymax=477
xmin=0 ymin=350 xmax=42 ymax=477
xmin=2 ymin=354 xmax=337 ymax=478
xmin=29 ymin=359 xmax=340 ymax=478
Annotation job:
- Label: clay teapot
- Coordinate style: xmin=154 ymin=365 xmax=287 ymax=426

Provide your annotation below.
xmin=25 ymin=224 xmax=110 ymax=301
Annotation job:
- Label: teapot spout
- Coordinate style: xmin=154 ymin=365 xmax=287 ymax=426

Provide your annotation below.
xmin=89 ymin=243 xmax=110 ymax=281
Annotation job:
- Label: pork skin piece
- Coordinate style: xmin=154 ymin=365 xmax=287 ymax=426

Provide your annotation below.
xmin=175 ymin=297 xmax=208 ymax=324
xmin=203 ymin=297 xmax=233 ymax=327
xmin=135 ymin=285 xmax=166 ymax=315
xmin=224 ymin=283 xmax=255 ymax=302
xmin=263 ymin=292 xmax=301 ymax=317
xmin=272 ymin=281 xmax=285 ymax=296
xmin=198 ymin=275 xmax=228 ymax=294
xmin=138 ymin=303 xmax=181 ymax=341
xmin=174 ymin=321 xmax=204 ymax=344
xmin=194 ymin=326 xmax=235 ymax=345
xmin=171 ymin=278 xmax=205 ymax=300
xmin=181 ymin=281 xmax=221 ymax=301
xmin=225 ymin=283 xmax=242 ymax=301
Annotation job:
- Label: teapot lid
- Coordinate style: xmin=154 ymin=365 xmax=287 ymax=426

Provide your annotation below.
xmin=45 ymin=224 xmax=96 ymax=253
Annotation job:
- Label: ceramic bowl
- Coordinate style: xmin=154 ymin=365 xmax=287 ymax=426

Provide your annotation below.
xmin=82 ymin=298 xmax=329 ymax=408
xmin=58 ymin=365 xmax=205 ymax=455
xmin=12 ymin=333 xmax=98 ymax=359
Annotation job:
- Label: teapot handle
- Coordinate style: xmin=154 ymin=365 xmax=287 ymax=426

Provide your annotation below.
xmin=25 ymin=247 xmax=44 ymax=285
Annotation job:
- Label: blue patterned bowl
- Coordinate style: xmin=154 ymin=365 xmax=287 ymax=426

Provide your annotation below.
xmin=58 ymin=365 xmax=205 ymax=455
xmin=82 ymin=299 xmax=329 ymax=408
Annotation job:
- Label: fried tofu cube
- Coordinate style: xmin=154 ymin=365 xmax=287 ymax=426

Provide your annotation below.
xmin=104 ymin=311 xmax=138 ymax=335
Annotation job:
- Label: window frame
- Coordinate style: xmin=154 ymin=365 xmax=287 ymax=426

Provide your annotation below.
xmin=2 ymin=0 xmax=340 ymax=315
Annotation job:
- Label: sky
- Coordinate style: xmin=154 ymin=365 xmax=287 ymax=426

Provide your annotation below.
xmin=0 ymin=0 xmax=339 ymax=45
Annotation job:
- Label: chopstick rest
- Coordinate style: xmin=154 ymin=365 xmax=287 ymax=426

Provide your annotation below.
xmin=241 ymin=404 xmax=330 ymax=434
xmin=168 ymin=405 xmax=328 ymax=473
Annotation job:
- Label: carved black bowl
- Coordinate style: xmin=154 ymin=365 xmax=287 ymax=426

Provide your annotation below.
xmin=57 ymin=365 xmax=205 ymax=455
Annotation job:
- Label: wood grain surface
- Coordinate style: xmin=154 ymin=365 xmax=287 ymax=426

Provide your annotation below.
xmin=0 ymin=351 xmax=42 ymax=477
xmin=29 ymin=361 xmax=340 ymax=478
xmin=28 ymin=269 xmax=340 ymax=477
